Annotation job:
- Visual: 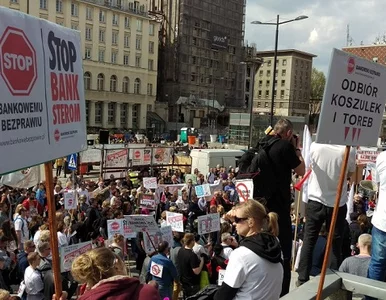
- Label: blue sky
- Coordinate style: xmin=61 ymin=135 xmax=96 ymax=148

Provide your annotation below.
xmin=244 ymin=0 xmax=386 ymax=74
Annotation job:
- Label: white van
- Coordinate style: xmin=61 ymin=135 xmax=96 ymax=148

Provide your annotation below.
xmin=190 ymin=149 xmax=244 ymax=174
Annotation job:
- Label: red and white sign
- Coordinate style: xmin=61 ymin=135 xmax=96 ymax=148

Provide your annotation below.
xmin=0 ymin=7 xmax=86 ymax=175
xmin=197 ymin=213 xmax=220 ymax=235
xmin=143 ymin=225 xmax=173 ymax=254
xmin=64 ymin=191 xmax=77 ymax=210
xmin=140 ymin=194 xmax=157 ymax=210
xmin=356 ymin=147 xmax=380 ymax=164
xmin=235 ymin=179 xmax=254 ymax=202
xmin=60 ymin=241 xmax=92 ymax=272
xmin=107 ymin=218 xmax=136 ymax=239
xmin=103 ymin=149 xmax=128 ymax=179
xmin=166 ymin=211 xmax=184 ymax=232
xmin=143 ymin=177 xmax=158 ymax=189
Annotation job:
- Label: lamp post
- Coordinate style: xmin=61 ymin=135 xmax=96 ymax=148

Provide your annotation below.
xmin=251 ymin=15 xmax=308 ymax=126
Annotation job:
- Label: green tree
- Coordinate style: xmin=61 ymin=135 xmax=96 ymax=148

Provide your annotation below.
xmin=309 ymin=68 xmax=326 ymax=131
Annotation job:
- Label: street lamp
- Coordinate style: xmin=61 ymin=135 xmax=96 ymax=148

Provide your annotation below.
xmin=251 ymin=15 xmax=308 ymax=126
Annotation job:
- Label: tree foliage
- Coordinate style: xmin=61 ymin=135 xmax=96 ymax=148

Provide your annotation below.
xmin=310 ymin=67 xmax=326 ymax=100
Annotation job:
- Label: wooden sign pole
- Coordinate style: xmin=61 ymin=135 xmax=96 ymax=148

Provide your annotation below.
xmin=316 ymin=146 xmax=351 ymax=300
xmin=44 ymin=162 xmax=62 ymax=300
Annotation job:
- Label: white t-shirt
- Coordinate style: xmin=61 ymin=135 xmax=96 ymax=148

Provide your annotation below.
xmin=307 ymin=143 xmax=356 ymax=207
xmin=57 ymin=231 xmax=69 ymax=247
xmin=220 ymin=243 xmax=233 ymax=260
xmin=24 ymin=266 xmax=44 ymax=299
xmin=77 ymin=189 xmax=90 ymax=203
xmin=223 ymin=246 xmax=283 ymax=300
xmin=373 ymin=151 xmax=386 ymax=232
xmin=14 ymin=216 xmax=29 ymax=244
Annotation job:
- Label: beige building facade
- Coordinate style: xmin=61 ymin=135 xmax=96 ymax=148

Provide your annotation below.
xmin=1 ymin=0 xmax=159 ymax=130
xmin=253 ymin=49 xmax=316 ymax=118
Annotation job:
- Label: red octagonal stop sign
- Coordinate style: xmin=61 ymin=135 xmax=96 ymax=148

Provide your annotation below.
xmin=0 ymin=26 xmax=37 ymax=96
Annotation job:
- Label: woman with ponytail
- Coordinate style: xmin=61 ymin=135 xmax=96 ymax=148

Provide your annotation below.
xmin=214 ymin=199 xmax=283 ymax=300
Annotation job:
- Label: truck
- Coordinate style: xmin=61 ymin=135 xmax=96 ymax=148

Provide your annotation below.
xmin=190 ymin=149 xmax=245 ymax=174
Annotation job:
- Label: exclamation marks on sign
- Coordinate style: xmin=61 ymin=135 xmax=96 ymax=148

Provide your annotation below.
xmin=344 ymin=127 xmax=361 ymax=141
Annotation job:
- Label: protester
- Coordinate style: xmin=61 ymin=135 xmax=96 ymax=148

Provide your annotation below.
xmin=214 ymin=200 xmax=283 ymax=300
xmin=24 ymin=252 xmax=44 ymax=300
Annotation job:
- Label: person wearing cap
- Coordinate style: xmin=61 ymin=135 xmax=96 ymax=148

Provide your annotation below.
xmin=148 ymin=241 xmax=177 ymax=300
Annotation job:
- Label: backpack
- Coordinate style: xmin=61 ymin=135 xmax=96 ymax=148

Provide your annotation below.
xmin=237 ymin=135 xmax=280 ymax=199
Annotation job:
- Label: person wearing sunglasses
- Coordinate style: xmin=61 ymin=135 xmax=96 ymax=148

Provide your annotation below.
xmin=214 ymin=200 xmax=283 ymax=300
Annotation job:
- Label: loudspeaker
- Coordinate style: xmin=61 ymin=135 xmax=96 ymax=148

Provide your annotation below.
xmin=87 ymin=139 xmax=94 ymax=146
xmin=99 ymin=130 xmax=109 ymax=144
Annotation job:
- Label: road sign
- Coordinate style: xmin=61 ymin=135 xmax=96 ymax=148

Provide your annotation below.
xmin=67 ymin=154 xmax=77 ymax=170
xmin=0 ymin=26 xmax=37 ymax=96
xmin=316 ymin=48 xmax=386 ymax=146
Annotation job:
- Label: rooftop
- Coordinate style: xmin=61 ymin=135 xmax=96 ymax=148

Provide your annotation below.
xmin=255 ymin=49 xmax=317 ymax=58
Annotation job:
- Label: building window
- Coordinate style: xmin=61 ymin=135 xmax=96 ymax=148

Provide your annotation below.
xmin=85 ymin=100 xmax=89 ymax=123
xmin=84 ymin=72 xmax=91 ymax=90
xmin=135 ymin=55 xmax=141 ymax=67
xmin=147 ymin=104 xmax=152 ymax=111
xmin=123 ymin=54 xmax=129 ymax=65
xmin=134 ymin=78 xmax=141 ymax=94
xmin=10 ymin=0 xmax=18 ymax=3
xmin=108 ymin=103 xmax=115 ymax=124
xmin=71 ymin=23 xmax=78 ymax=30
xmin=124 ymin=16 xmax=130 ymax=28
xmin=71 ymin=3 xmax=78 ymax=16
xmin=259 ymin=70 xmax=263 ymax=76
xmin=149 ymin=23 xmax=155 ymax=35
xmin=257 ymin=102 xmax=261 ymax=108
xmin=40 ymin=0 xmax=47 ymax=10
xmin=98 ymin=49 xmax=105 ymax=62
xmin=266 ymin=80 xmax=270 ymax=87
xmin=267 ymin=70 xmax=271 ymax=77
xmin=258 ymin=90 xmax=262 ymax=98
xmin=267 ymin=60 xmax=271 ymax=67
xmin=258 ymin=80 xmax=262 ymax=88
xmin=282 ymin=59 xmax=287 ymax=66
xmin=280 ymin=90 xmax=284 ymax=98
xmin=124 ymin=34 xmax=130 ymax=48
xmin=121 ymin=104 xmax=127 ymax=125
xmin=95 ymin=102 xmax=102 ymax=123
xmin=56 ymin=0 xmax=62 ymax=13
xmin=112 ymin=14 xmax=119 ymax=26
xmin=265 ymin=91 xmax=269 ymax=98
xmin=111 ymin=51 xmax=117 ymax=64
xmin=148 ymin=59 xmax=154 ymax=71
xmin=99 ymin=30 xmax=105 ymax=43
xmin=122 ymin=77 xmax=129 ymax=93
xmin=264 ymin=102 xmax=269 ymax=108
xmin=132 ymin=104 xmax=138 ymax=127
xmin=282 ymin=69 xmax=286 ymax=76
xmin=136 ymin=19 xmax=143 ymax=32
xmin=373 ymin=57 xmax=379 ymax=63
xmin=112 ymin=31 xmax=118 ymax=45
xmin=147 ymin=83 xmax=153 ymax=96
xmin=86 ymin=7 xmax=93 ymax=20
xmin=99 ymin=10 xmax=105 ymax=23
xmin=97 ymin=73 xmax=104 ymax=90
xmin=85 ymin=27 xmax=92 ymax=41
xmin=110 ymin=75 xmax=117 ymax=92
xmin=280 ymin=102 xmax=284 ymax=108
xmin=281 ymin=80 xmax=285 ymax=87
xmin=85 ymin=47 xmax=91 ymax=59
xmin=149 ymin=41 xmax=154 ymax=53
xmin=136 ymin=36 xmax=142 ymax=50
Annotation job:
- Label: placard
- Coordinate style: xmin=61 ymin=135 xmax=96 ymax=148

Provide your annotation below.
xmin=60 ymin=241 xmax=92 ymax=272
xmin=166 ymin=211 xmax=184 ymax=232
xmin=64 ymin=191 xmax=77 ymax=210
xmin=80 ymin=148 xmax=102 ymax=163
xmin=218 ymin=269 xmax=226 ymax=286
xmin=125 ymin=215 xmax=159 ymax=233
xmin=356 ymin=147 xmax=380 ymax=164
xmin=0 ymin=7 xmax=87 ymax=175
xmin=235 ymin=179 xmax=254 ymax=202
xmin=105 ymin=149 xmax=128 ymax=168
xmin=143 ymin=225 xmax=173 ymax=254
xmin=140 ymin=194 xmax=157 ymax=210
xmin=195 ymin=184 xmax=211 ymax=198
xmin=143 ymin=177 xmax=158 ymax=189
xmin=197 ymin=213 xmax=220 ymax=235
xmin=152 ymin=147 xmax=172 ymax=165
xmin=316 ymin=48 xmax=386 ymax=146
xmin=107 ymin=218 xmax=136 ymax=239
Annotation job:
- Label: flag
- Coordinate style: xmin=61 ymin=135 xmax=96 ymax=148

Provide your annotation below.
xmin=346 ymin=184 xmax=355 ymax=224
xmin=296 ymin=125 xmax=312 ymax=203
xmin=0 ymin=165 xmax=44 ymax=188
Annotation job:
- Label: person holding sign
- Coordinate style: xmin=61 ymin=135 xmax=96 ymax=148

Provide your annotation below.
xmin=71 ymin=247 xmax=160 ymax=300
xmin=214 ymin=200 xmax=283 ymax=300
xmin=148 ymin=241 xmax=178 ymax=299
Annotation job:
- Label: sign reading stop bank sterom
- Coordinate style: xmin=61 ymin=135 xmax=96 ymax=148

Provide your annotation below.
xmin=316 ymin=48 xmax=386 ymax=147
xmin=0 ymin=7 xmax=86 ymax=175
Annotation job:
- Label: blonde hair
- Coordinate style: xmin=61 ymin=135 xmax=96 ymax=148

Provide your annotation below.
xmin=113 ymin=233 xmax=124 ymax=244
xmin=0 ymin=289 xmax=10 ymax=300
xmin=358 ymin=233 xmax=372 ymax=249
xmin=15 ymin=204 xmax=25 ymax=215
xmin=71 ymin=247 xmax=124 ymax=287
xmin=238 ymin=199 xmax=279 ymax=236
xmin=274 ymin=118 xmax=293 ymax=135
xmin=217 ymin=205 xmax=225 ymax=215
xmin=40 ymin=230 xmax=51 ymax=243
xmin=182 ymin=233 xmax=195 ymax=247
xmin=102 ymin=199 xmax=111 ymax=208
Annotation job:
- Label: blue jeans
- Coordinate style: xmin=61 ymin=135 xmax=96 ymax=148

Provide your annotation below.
xmin=366 ymin=226 xmax=386 ymax=300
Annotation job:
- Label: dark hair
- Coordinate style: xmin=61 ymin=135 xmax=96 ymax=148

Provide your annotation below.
xmin=213 ymin=244 xmax=223 ymax=256
xmin=157 ymin=241 xmax=169 ymax=253
xmin=194 ymin=233 xmax=201 ymax=242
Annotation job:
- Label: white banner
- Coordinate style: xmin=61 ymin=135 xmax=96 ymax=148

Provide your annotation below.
xmin=166 ymin=211 xmax=184 ymax=232
xmin=60 ymin=241 xmax=92 ymax=272
xmin=80 ymin=148 xmax=102 ymax=163
xmin=107 ymin=218 xmax=136 ymax=239
xmin=197 ymin=213 xmax=220 ymax=235
xmin=152 ymin=147 xmax=172 ymax=165
xmin=105 ymin=149 xmax=128 ymax=168
xmin=235 ymin=179 xmax=254 ymax=202
xmin=356 ymin=147 xmax=380 ymax=164
xmin=0 ymin=8 xmax=87 ymax=175
xmin=143 ymin=225 xmax=173 ymax=254
xmin=143 ymin=177 xmax=158 ymax=189
xmin=316 ymin=48 xmax=386 ymax=146
xmin=140 ymin=194 xmax=157 ymax=210
xmin=64 ymin=191 xmax=77 ymax=210
xmin=0 ymin=165 xmax=43 ymax=188
xmin=125 ymin=215 xmax=159 ymax=233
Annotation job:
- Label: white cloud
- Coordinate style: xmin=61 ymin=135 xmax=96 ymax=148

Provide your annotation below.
xmin=308 ymin=28 xmax=318 ymax=44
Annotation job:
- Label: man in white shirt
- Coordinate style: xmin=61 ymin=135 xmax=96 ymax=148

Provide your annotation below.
xmin=77 ymin=183 xmax=90 ymax=204
xmin=297 ymin=143 xmax=356 ymax=285
xmin=15 ymin=207 xmax=29 ymax=251
xmin=368 ymin=150 xmax=386 ymax=285
xmin=220 ymin=233 xmax=238 ymax=260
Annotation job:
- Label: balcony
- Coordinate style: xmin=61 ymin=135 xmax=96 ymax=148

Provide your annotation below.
xmin=80 ymin=0 xmax=148 ymax=17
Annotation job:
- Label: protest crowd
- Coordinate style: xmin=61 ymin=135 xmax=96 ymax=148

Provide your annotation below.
xmin=0 ymin=118 xmax=384 ymax=300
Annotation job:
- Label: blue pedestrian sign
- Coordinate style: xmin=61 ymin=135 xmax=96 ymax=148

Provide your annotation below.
xmin=67 ymin=154 xmax=77 ymax=170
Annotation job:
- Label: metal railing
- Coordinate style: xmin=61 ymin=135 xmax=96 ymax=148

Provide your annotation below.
xmin=282 ymin=270 xmax=386 ymax=300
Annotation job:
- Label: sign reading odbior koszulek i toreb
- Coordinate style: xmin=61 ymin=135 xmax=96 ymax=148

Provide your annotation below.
xmin=0 ymin=7 xmax=86 ymax=175
xmin=316 ymin=48 xmax=386 ymax=147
